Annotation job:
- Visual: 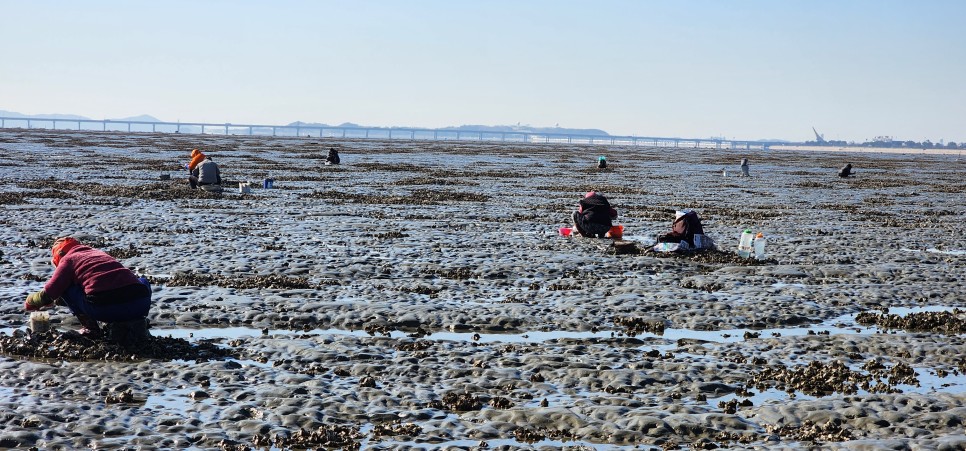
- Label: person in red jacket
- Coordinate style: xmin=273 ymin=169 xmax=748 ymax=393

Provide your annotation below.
xmin=572 ymin=191 xmax=618 ymax=238
xmin=24 ymin=237 xmax=152 ymax=338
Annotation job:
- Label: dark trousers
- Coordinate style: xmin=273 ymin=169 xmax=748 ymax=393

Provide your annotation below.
xmin=62 ymin=278 xmax=152 ymax=323
xmin=572 ymin=211 xmax=611 ymax=238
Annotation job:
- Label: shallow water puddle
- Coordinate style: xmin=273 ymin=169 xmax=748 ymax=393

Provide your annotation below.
xmin=619 ymin=234 xmax=656 ymax=245
xmin=0 ymin=285 xmax=32 ymax=301
xmin=902 ymin=247 xmax=966 ymax=256
xmin=926 ymin=247 xmax=966 ymax=256
xmin=155 ymin=327 xmax=374 ymax=340
xmin=364 ymin=436 xmax=610 ymax=450
xmin=0 ymin=386 xmax=44 ymax=406
xmin=147 ymin=306 xmax=960 ymax=345
xmin=142 ymin=386 xmax=219 ymax=422
xmin=711 ymin=366 xmax=966 ymax=409
xmin=0 ymin=306 xmax=955 ymax=345
xmin=355 ymin=414 xmax=615 ymax=450
xmin=902 ymin=367 xmax=966 ymax=395
xmin=557 ymin=232 xmax=656 ymax=245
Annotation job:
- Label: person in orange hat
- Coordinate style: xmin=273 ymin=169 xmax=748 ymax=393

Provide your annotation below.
xmin=25 ymin=237 xmax=152 ymax=339
xmin=186 ymin=149 xmax=207 ymax=188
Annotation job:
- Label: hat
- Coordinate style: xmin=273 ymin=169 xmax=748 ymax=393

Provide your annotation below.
xmin=51 ymin=237 xmax=81 ymax=267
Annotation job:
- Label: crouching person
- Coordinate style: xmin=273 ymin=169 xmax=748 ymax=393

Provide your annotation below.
xmin=572 ymin=191 xmax=618 ymax=238
xmin=24 ymin=237 xmax=151 ymax=344
xmin=193 ymin=156 xmax=223 ymax=192
xmin=325 ymin=147 xmax=341 ymax=165
xmin=186 ymin=149 xmax=206 ymax=189
xmin=654 ymin=209 xmax=714 ymax=252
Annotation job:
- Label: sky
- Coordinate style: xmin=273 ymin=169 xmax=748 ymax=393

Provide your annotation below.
xmin=2 ymin=0 xmax=964 ymax=143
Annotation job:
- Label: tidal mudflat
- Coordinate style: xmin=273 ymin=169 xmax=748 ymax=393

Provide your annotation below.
xmin=0 ymin=128 xmax=965 ymax=450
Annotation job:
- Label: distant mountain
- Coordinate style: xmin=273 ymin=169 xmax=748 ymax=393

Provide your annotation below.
xmin=2 ymin=109 xmax=614 ymax=137
xmin=111 ymin=114 xmax=162 ymax=122
xmin=283 ymin=120 xmax=611 ymax=136
xmin=0 ymin=110 xmax=161 ymax=122
xmin=0 ymin=110 xmax=89 ymax=120
xmin=442 ymin=124 xmax=611 ymax=136
xmin=287 ymin=121 xmax=330 ymax=127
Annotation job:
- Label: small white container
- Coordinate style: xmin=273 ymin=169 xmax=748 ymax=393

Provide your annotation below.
xmin=753 ymin=233 xmax=767 ymax=260
xmin=29 ymin=311 xmax=50 ymax=333
xmin=239 ymin=182 xmax=251 ymax=194
xmin=737 ymin=229 xmax=754 ymax=258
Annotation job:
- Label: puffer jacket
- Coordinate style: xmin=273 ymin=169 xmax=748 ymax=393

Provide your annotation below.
xmin=197 ymin=159 xmax=221 ymax=185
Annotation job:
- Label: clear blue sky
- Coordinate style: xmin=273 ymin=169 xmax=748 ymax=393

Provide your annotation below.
xmin=2 ymin=1 xmax=964 ymax=143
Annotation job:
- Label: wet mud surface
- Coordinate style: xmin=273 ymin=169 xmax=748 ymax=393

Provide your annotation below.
xmin=0 ymin=329 xmax=230 ymax=362
xmin=0 ymin=129 xmax=965 ymax=449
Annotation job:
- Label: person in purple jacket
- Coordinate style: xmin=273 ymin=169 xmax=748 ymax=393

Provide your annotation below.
xmin=24 ymin=237 xmax=152 ymax=338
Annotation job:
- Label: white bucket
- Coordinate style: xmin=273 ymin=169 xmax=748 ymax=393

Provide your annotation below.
xmin=239 ymin=182 xmax=251 ymax=194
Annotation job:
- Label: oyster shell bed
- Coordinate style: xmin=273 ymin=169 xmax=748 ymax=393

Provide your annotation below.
xmin=0 ymin=129 xmax=965 ymax=449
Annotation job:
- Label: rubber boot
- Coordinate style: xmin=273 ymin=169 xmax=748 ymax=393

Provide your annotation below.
xmin=108 ymin=317 xmax=150 ymax=348
xmin=74 ymin=314 xmax=103 ymax=338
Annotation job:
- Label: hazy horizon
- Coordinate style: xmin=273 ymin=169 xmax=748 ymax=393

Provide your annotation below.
xmin=2 ymin=1 xmax=964 ymax=143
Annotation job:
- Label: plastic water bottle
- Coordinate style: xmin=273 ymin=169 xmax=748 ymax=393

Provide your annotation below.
xmin=753 ymin=232 xmax=766 ymax=260
xmin=737 ymin=229 xmax=754 ymax=258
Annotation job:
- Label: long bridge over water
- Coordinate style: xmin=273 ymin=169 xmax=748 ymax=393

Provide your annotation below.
xmin=0 ymin=116 xmax=779 ymax=150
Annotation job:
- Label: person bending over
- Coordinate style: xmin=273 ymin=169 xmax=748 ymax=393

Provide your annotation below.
xmin=572 ymin=191 xmax=618 ymax=238
xmin=192 ymin=155 xmax=222 ymax=189
xmin=325 ymin=148 xmax=341 ymax=165
xmin=838 ymin=163 xmax=853 ymax=178
xmin=186 ymin=149 xmax=206 ymax=188
xmin=24 ymin=237 xmax=152 ymax=339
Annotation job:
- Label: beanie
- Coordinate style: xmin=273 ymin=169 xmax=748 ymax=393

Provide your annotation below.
xmin=51 ymin=237 xmax=81 ymax=267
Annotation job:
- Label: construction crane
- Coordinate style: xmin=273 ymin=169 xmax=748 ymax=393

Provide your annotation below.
xmin=812 ymin=127 xmax=827 ymax=144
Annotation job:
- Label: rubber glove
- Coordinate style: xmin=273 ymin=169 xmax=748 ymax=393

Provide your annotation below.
xmin=24 ymin=290 xmax=52 ymax=311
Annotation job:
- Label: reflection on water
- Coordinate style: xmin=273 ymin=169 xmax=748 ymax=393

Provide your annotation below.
xmin=711 ymin=366 xmax=966 ymax=408
xmin=0 ymin=306 xmax=956 ymax=345
xmin=903 ymin=247 xmax=966 ymax=256
xmin=141 ymin=386 xmax=219 ymax=423
xmin=356 ymin=414 xmax=615 ymax=450
xmin=369 ymin=437 xmax=611 ymax=450
xmin=150 ymin=306 xmax=960 ymax=345
xmin=0 ymin=306 xmax=962 ymax=411
xmin=136 ymin=307 xmax=966 ymax=400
